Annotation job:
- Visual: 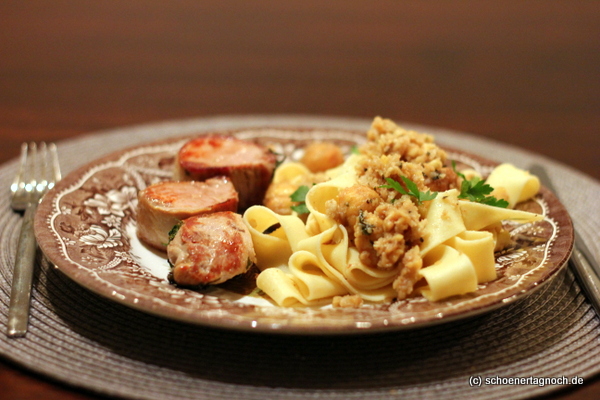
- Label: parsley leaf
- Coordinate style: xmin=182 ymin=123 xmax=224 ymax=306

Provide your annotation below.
xmin=453 ymin=161 xmax=509 ymax=208
xmin=290 ymin=185 xmax=310 ymax=214
xmin=479 ymin=196 xmax=510 ymax=208
xmin=380 ymin=176 xmax=438 ymax=205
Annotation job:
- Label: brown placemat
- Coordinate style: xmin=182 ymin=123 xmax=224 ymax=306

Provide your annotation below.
xmin=1 ymin=115 xmax=599 ymax=400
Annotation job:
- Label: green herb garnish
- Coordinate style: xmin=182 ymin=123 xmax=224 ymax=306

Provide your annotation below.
xmin=380 ymin=176 xmax=438 ymax=205
xmin=166 ymin=221 xmax=183 ymax=245
xmin=290 ymin=185 xmax=310 ymax=214
xmin=165 ymin=222 xmax=183 ymax=269
xmin=453 ymin=161 xmax=509 ymax=208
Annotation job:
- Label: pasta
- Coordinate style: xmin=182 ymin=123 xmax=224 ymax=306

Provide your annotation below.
xmin=419 ymin=189 xmax=466 ymax=256
xmin=485 ymin=163 xmax=540 ymax=208
xmin=242 ymin=117 xmax=544 ymax=307
xmin=418 ymin=245 xmax=478 ymax=302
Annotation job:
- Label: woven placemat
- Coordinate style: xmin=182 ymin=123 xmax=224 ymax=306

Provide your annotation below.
xmin=1 ymin=115 xmax=599 ymax=400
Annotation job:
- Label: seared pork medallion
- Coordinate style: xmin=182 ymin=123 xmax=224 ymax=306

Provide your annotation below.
xmin=167 ymin=212 xmax=257 ymax=287
xmin=174 ymin=136 xmax=277 ymax=210
xmin=136 ymin=177 xmax=238 ymax=250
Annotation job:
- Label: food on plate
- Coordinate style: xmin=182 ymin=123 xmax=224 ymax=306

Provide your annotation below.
xmin=300 ymin=141 xmax=345 ymax=172
xmin=174 ymin=135 xmax=277 ymax=210
xmin=136 ymin=177 xmax=238 ymax=250
xmin=243 ymin=117 xmax=544 ymax=307
xmin=263 ymin=163 xmax=328 ymax=215
xmin=167 ymin=211 xmax=257 ymax=286
xmin=133 ymin=117 xmax=545 ymax=308
xmin=263 ymin=141 xmax=350 ymax=215
xmin=485 ymin=163 xmax=540 ymax=208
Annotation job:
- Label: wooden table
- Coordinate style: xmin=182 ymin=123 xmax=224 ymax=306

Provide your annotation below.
xmin=1 ymin=2 xmax=598 ymax=399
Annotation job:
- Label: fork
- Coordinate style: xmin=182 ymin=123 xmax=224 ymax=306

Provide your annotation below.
xmin=7 ymin=142 xmax=61 ymax=338
xmin=530 ymin=164 xmax=600 ymax=316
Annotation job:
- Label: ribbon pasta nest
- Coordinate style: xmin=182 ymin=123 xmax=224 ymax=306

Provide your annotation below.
xmin=243 ymin=117 xmax=543 ymax=307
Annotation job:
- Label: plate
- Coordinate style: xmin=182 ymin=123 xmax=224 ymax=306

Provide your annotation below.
xmin=34 ymin=127 xmax=574 ymax=334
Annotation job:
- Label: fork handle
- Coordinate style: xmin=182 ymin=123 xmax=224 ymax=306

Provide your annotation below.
xmin=7 ymin=202 xmax=38 ymax=338
xmin=570 ymin=235 xmax=600 ymax=316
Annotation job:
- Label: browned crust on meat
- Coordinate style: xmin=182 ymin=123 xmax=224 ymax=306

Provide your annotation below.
xmin=175 ymin=136 xmax=277 ymax=210
xmin=136 ymin=177 xmax=238 ymax=250
xmin=167 ymin=211 xmax=256 ymax=286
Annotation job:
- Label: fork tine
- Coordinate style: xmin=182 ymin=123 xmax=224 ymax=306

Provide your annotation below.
xmin=19 ymin=143 xmax=37 ymax=207
xmin=48 ymin=143 xmax=61 ymax=189
xmin=36 ymin=142 xmax=59 ymax=194
xmin=35 ymin=142 xmax=45 ymax=198
xmin=10 ymin=143 xmax=28 ymax=198
xmin=26 ymin=143 xmax=38 ymax=204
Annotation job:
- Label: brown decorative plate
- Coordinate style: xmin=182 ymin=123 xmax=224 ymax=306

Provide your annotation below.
xmin=34 ymin=127 xmax=574 ymax=334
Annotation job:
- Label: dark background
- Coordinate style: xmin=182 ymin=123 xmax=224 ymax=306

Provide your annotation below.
xmin=0 ymin=1 xmax=598 ymax=399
